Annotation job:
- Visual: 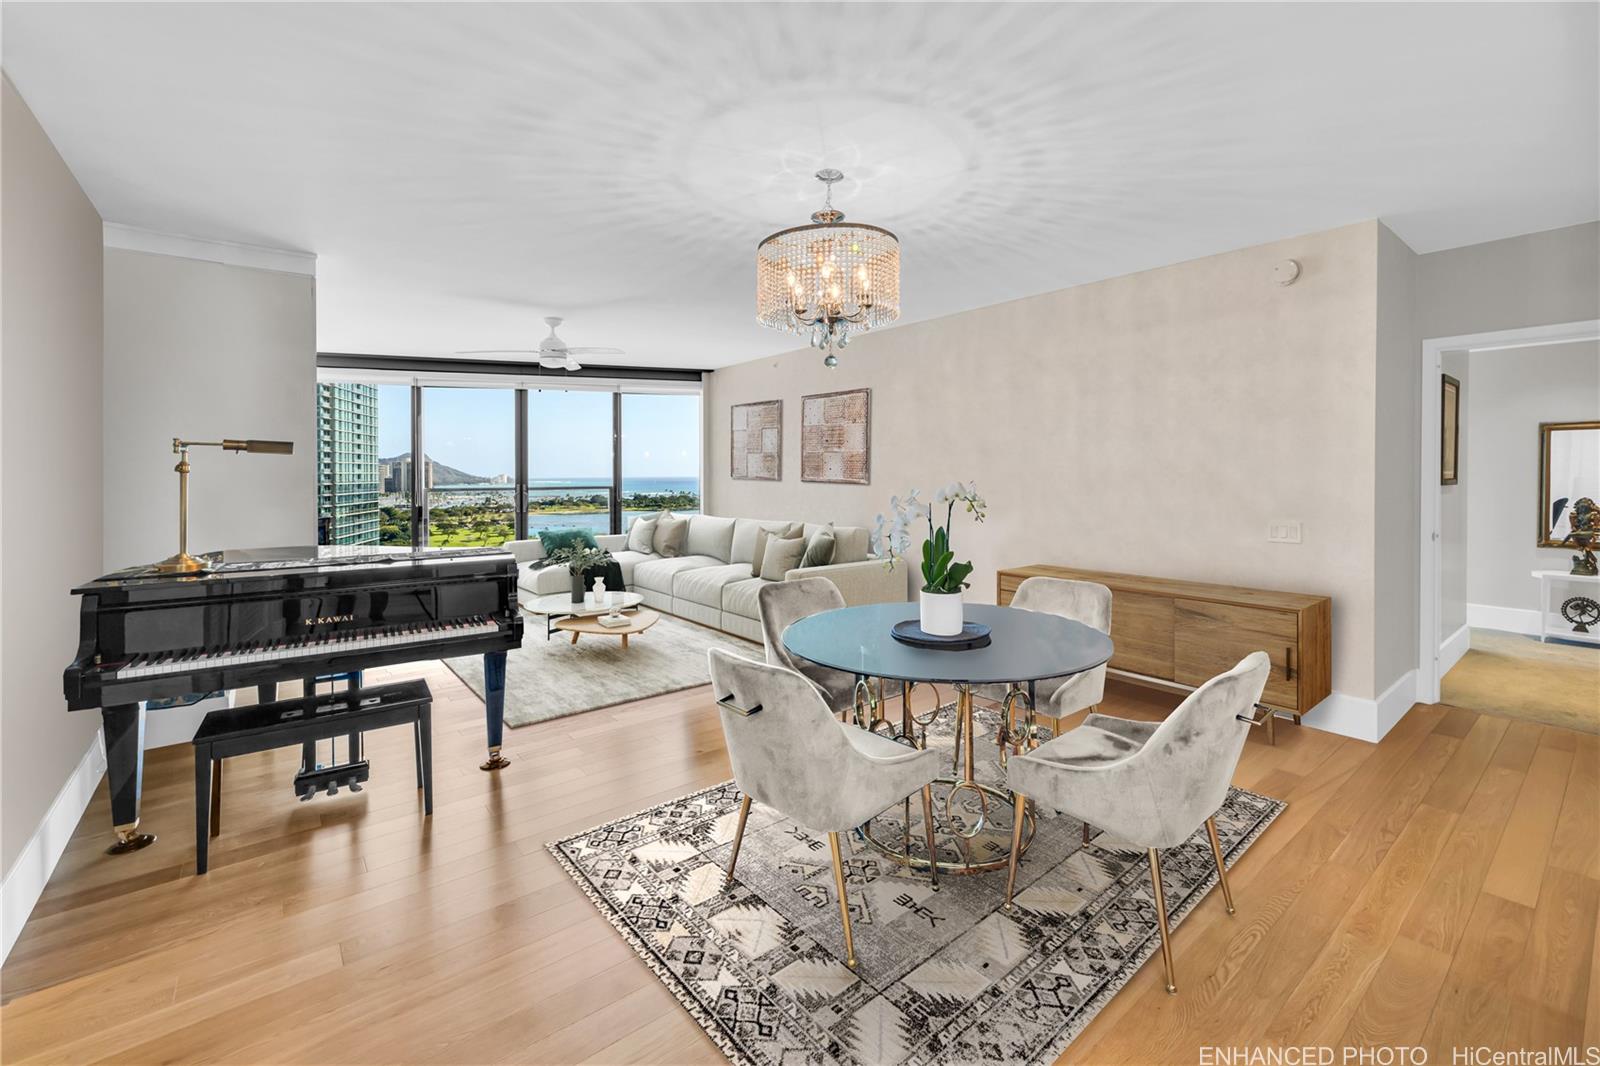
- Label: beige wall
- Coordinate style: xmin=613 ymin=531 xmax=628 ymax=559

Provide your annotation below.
xmin=1 ymin=77 xmax=106 ymax=877
xmin=709 ymin=222 xmax=1382 ymax=699
xmin=103 ymin=249 xmax=317 ymax=571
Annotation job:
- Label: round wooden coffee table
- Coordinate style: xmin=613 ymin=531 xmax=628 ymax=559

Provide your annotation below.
xmin=554 ymin=608 xmax=659 ymax=650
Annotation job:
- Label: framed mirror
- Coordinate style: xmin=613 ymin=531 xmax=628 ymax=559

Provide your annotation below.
xmin=1539 ymin=420 xmax=1600 ymax=547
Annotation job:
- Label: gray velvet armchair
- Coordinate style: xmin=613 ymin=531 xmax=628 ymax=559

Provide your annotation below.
xmin=976 ymin=576 xmax=1113 ymax=749
xmin=707 ymin=648 xmax=943 ymax=970
xmin=757 ymin=577 xmax=858 ymax=719
xmin=1002 ymin=651 xmax=1271 ymax=994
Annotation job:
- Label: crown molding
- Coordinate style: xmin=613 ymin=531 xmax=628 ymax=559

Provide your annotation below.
xmin=102 ymin=222 xmax=316 ymax=276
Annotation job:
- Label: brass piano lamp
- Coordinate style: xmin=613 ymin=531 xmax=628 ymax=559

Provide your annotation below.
xmin=155 ymin=437 xmax=295 ymax=573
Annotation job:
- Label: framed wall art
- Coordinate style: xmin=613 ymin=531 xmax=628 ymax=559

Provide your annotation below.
xmin=1440 ymin=374 xmax=1460 ymax=486
xmin=730 ymin=399 xmax=782 ymax=481
xmin=800 ymin=388 xmax=870 ymax=485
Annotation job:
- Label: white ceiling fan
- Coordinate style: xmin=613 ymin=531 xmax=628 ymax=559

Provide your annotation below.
xmin=457 ymin=316 xmax=624 ymax=371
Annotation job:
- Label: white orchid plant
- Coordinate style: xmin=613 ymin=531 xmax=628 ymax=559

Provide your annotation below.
xmin=870 ymin=482 xmax=988 ymax=594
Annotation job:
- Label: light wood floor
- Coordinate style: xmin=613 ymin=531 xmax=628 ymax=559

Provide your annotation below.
xmin=3 ymin=664 xmax=1596 ymax=1064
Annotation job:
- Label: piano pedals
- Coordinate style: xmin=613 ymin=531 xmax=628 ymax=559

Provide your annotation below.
xmin=295 ymin=760 xmax=370 ymax=801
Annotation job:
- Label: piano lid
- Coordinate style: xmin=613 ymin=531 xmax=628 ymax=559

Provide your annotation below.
xmin=77 ymin=544 xmax=514 ymax=590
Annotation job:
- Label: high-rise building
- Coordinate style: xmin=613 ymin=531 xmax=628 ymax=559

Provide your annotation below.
xmin=316 ymin=382 xmax=380 ymax=544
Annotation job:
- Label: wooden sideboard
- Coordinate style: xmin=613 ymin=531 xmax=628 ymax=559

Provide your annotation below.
xmin=997 ymin=565 xmax=1332 ymax=730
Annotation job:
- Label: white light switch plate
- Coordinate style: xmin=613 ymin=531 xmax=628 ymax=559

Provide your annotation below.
xmin=1267 ymin=520 xmax=1303 ymax=544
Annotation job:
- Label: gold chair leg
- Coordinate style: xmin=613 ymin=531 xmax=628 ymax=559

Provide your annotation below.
xmin=1003 ymin=793 xmax=1027 ymax=910
xmin=724 ymin=795 xmax=751 ymax=889
xmin=1147 ymin=848 xmax=1177 ymax=994
xmin=921 ymin=784 xmax=939 ymax=890
xmin=1205 ymin=816 xmax=1235 ymax=915
xmin=828 ymin=832 xmax=858 ymax=970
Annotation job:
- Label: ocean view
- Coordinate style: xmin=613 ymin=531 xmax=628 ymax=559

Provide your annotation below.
xmin=379 ymin=475 xmax=701 ymax=540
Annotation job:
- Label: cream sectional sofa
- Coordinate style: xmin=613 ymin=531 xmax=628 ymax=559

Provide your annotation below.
xmin=505 ymin=514 xmax=906 ymax=641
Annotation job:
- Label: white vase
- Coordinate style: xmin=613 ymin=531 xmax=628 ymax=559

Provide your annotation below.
xmin=920 ymin=590 xmax=964 ymax=636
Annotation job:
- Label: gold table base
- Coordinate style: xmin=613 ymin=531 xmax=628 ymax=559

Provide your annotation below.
xmin=853 ymin=683 xmax=1039 ymax=876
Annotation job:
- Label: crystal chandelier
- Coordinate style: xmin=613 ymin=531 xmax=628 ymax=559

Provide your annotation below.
xmin=756 ymin=169 xmax=900 ymax=367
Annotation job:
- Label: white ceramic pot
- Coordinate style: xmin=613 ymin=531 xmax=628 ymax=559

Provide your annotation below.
xmin=920 ymin=590 xmax=964 ymax=636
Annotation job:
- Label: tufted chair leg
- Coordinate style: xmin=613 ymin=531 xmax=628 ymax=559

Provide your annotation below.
xmin=1205 ymin=816 xmax=1235 ymax=915
xmin=1147 ymin=849 xmax=1178 ymax=994
xmin=724 ymin=795 xmax=751 ymax=889
xmin=1003 ymin=793 xmax=1027 ymax=911
xmin=921 ymin=785 xmax=939 ymax=890
xmin=828 ymin=832 xmax=858 ymax=970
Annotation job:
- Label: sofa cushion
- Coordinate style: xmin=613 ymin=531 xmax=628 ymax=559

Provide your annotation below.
xmin=653 ymin=515 xmax=689 ymax=557
xmin=519 ymin=562 xmax=572 ymax=598
xmin=721 ymin=576 xmax=768 ymax=620
xmin=673 ymin=563 xmax=756 ymax=609
xmin=685 ymin=515 xmax=737 ymax=563
xmin=730 ymin=518 xmax=799 ymax=565
xmin=536 ymin=528 xmax=597 ymax=554
xmin=759 ymin=536 xmax=807 ymax=581
xmin=803 ymin=522 xmax=870 ymax=564
xmin=608 ymin=549 xmax=653 ymax=586
xmin=626 ymin=516 xmax=658 ymax=553
xmin=633 ymin=554 xmax=718 ymax=594
xmin=751 ymin=526 xmax=804 ymax=578
xmin=800 ymin=524 xmax=836 ymax=568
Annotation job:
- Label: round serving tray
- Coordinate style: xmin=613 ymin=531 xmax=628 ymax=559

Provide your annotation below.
xmin=889 ymin=619 xmax=992 ymax=650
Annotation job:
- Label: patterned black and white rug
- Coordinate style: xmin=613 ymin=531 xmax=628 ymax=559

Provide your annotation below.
xmin=551 ymin=706 xmax=1285 ymax=1066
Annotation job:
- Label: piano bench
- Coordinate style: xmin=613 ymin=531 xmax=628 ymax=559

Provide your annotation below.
xmin=191 ymin=679 xmax=434 ymax=875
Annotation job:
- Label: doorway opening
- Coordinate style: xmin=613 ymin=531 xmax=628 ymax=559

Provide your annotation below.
xmin=1417 ymin=320 xmax=1600 ymax=732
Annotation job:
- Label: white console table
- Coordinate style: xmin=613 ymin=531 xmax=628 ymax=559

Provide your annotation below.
xmin=1531 ymin=570 xmax=1600 ymax=646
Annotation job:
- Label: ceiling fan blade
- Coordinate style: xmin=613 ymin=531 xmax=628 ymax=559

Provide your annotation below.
xmin=562 ymin=347 xmax=624 ymax=356
xmin=455 ymin=349 xmax=540 ymax=356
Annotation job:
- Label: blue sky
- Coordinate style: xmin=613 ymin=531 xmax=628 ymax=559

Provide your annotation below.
xmin=376 ymin=385 xmax=699 ymax=480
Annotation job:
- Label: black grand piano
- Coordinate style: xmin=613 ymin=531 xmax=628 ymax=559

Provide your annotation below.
xmin=64 ymin=545 xmax=523 ymax=852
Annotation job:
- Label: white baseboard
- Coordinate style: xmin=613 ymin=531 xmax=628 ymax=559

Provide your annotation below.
xmin=1466 ymin=603 xmax=1541 ymax=637
xmin=1439 ymin=623 xmax=1471 ymax=677
xmin=1301 ymin=669 xmax=1419 ymax=744
xmin=2 ymin=734 xmax=106 ymax=962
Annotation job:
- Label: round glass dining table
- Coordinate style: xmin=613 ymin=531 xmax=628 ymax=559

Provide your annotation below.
xmin=782 ymin=602 xmax=1114 ymax=874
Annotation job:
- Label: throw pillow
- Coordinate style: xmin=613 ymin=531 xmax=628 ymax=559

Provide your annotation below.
xmin=750 ymin=525 xmax=803 ymax=578
xmin=800 ymin=524 xmax=836 ymax=568
xmin=759 ymin=534 xmax=808 ymax=581
xmin=627 ymin=516 xmax=658 ymax=554
xmin=653 ymin=515 xmax=689 ymax=558
xmin=537 ymin=528 xmax=598 ymax=555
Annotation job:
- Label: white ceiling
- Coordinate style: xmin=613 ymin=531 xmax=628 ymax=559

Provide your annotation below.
xmin=4 ymin=2 xmax=1596 ymax=369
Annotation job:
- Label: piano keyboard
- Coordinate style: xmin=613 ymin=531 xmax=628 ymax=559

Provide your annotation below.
xmin=109 ymin=617 xmax=502 ymax=680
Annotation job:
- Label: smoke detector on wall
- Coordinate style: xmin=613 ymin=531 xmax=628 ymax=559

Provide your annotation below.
xmin=1273 ymin=259 xmax=1302 ymax=286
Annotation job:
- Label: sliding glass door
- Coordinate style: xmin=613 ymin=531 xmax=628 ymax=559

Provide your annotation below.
xmin=526 ymin=388 xmax=615 ymax=536
xmin=420 ymin=386 xmax=516 ymax=546
xmin=621 ymin=392 xmax=701 ymax=525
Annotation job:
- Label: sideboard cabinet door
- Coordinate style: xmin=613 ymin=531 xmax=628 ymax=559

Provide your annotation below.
xmin=1173 ymin=599 xmax=1299 ymax=709
xmin=1108 ymin=591 xmax=1176 ymax=680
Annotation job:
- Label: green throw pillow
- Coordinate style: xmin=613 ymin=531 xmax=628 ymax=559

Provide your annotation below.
xmin=537 ymin=528 xmax=598 ymax=555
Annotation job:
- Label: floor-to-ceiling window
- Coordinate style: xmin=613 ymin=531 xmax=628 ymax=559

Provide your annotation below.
xmin=318 ymin=369 xmax=702 ymax=548
xmin=621 ymin=392 xmax=701 ymax=525
xmin=526 ymin=388 xmax=615 ymax=536
xmin=374 ymin=384 xmax=414 ymax=546
xmin=421 ymin=386 xmax=516 ymax=546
